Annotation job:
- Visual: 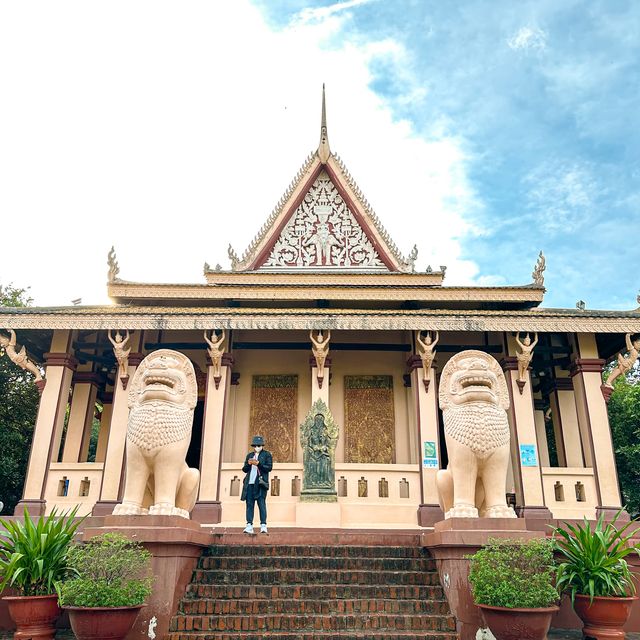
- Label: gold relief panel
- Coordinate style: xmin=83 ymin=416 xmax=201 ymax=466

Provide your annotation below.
xmin=250 ymin=375 xmax=298 ymax=463
xmin=344 ymin=375 xmax=395 ymax=464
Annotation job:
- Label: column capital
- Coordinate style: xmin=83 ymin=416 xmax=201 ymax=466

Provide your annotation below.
xmin=230 ymin=372 xmax=241 ymax=386
xmin=552 ymin=377 xmax=574 ymax=392
xmin=499 ymin=356 xmax=518 ymax=371
xmin=406 ymin=354 xmax=422 ymax=371
xmin=44 ymin=352 xmax=78 ymax=370
xmin=309 ymin=355 xmax=331 ymax=368
xmin=570 ymin=358 xmax=605 ymax=377
xmin=127 ymin=352 xmax=145 ymax=367
xmin=72 ymin=371 xmax=105 ymax=386
xmin=207 ymin=353 xmax=235 ymax=368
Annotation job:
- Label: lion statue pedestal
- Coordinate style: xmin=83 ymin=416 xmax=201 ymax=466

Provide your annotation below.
xmin=436 ymin=350 xmax=515 ymax=519
xmin=113 ymin=349 xmax=200 ymax=519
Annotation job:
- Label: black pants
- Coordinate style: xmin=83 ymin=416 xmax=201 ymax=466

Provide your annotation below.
xmin=245 ymin=482 xmax=267 ymax=525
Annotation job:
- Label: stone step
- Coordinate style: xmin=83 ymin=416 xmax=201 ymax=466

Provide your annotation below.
xmin=179 ymin=597 xmax=450 ymax=616
xmin=167 ymin=632 xmax=458 ymax=640
xmin=204 ymin=544 xmax=426 ymax=558
xmin=170 ymin=613 xmax=457 ymax=633
xmin=198 ymin=555 xmax=436 ymax=571
xmin=192 ymin=568 xmax=441 ymax=585
xmin=208 ymin=530 xmax=424 ymax=547
xmin=185 ymin=583 xmax=446 ymax=601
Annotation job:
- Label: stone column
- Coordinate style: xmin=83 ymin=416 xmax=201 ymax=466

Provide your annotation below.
xmin=570 ymin=333 xmax=624 ymax=517
xmin=549 ymin=375 xmax=584 ymax=467
xmin=407 ymin=355 xmax=443 ymax=526
xmin=95 ymin=395 xmax=113 ymax=463
xmin=501 ymin=339 xmax=550 ymax=519
xmin=310 ymin=355 xmax=331 ymax=405
xmin=93 ymin=350 xmax=144 ymax=515
xmin=533 ymin=399 xmax=551 ymax=467
xmin=192 ymin=353 xmax=234 ymax=525
xmin=62 ymin=371 xmax=102 ymax=462
xmin=15 ymin=330 xmax=77 ymax=515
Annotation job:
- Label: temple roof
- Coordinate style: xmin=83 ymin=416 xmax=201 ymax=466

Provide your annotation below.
xmin=224 ymin=86 xmax=419 ymax=274
xmin=2 ymin=304 xmax=639 ymax=333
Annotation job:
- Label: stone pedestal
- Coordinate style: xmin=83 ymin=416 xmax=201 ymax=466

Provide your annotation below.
xmin=422 ymin=518 xmax=544 ymax=640
xmin=295 ymin=501 xmax=341 ymax=528
xmin=82 ymin=515 xmax=211 ymax=640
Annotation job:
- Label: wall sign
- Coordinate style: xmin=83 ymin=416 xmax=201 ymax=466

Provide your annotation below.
xmin=520 ymin=444 xmax=538 ymax=467
xmin=423 ymin=441 xmax=438 ymax=468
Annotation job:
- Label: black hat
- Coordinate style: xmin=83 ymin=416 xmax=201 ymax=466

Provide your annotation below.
xmin=251 ymin=435 xmax=265 ymax=446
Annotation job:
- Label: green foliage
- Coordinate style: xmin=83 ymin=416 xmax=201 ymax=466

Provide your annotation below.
xmin=607 ymin=376 xmax=640 ymax=517
xmin=0 ymin=283 xmax=38 ymax=514
xmin=553 ymin=510 xmax=640 ymax=603
xmin=468 ymin=538 xmax=558 ymax=608
xmin=59 ymin=533 xmax=153 ymax=608
xmin=0 ymin=507 xmax=83 ymax=596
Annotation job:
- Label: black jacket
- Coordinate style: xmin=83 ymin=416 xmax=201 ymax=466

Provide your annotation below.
xmin=241 ymin=449 xmax=273 ymax=501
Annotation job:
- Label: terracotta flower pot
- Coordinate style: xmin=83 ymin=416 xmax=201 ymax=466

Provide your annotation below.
xmin=477 ymin=603 xmax=559 ymax=640
xmin=64 ymin=605 xmax=144 ymax=640
xmin=3 ymin=594 xmax=61 ymax=640
xmin=573 ymin=594 xmax=638 ymax=639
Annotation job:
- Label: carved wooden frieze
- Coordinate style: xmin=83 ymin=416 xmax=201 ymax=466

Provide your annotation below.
xmin=262 ymin=171 xmax=386 ymax=270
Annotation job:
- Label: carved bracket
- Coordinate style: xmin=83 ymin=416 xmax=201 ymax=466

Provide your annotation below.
xmin=516 ymin=379 xmax=526 ymax=395
xmin=120 ymin=374 xmax=130 ymax=391
xmin=600 ymin=384 xmax=613 ymax=404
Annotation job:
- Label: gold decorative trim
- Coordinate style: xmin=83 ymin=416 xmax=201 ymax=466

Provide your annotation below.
xmin=108 ymin=282 xmax=543 ymax=303
xmin=2 ymin=306 xmax=639 ymax=332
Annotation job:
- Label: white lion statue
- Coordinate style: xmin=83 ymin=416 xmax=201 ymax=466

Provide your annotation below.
xmin=113 ymin=349 xmax=200 ymax=518
xmin=436 ymin=350 xmax=516 ymax=519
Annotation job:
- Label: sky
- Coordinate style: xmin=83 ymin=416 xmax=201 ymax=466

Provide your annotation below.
xmin=0 ymin=0 xmax=638 ymax=310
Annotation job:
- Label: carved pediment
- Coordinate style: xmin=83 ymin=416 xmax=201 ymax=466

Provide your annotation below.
xmin=261 ymin=171 xmax=386 ymax=271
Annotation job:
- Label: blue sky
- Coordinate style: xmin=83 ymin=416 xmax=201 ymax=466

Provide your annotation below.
xmin=255 ymin=0 xmax=640 ymax=309
xmin=0 ymin=0 xmax=637 ymax=310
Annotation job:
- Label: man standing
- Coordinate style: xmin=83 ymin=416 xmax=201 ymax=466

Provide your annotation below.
xmin=241 ymin=435 xmax=273 ymax=534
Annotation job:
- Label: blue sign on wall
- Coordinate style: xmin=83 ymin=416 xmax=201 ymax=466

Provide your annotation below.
xmin=423 ymin=441 xmax=438 ymax=468
xmin=520 ymin=444 xmax=538 ymax=467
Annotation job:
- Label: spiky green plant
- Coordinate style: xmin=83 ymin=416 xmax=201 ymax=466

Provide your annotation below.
xmin=552 ymin=510 xmax=640 ymax=603
xmin=0 ymin=507 xmax=83 ymax=596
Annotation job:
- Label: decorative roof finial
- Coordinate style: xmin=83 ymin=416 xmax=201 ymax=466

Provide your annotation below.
xmin=107 ymin=246 xmax=120 ymax=283
xmin=531 ymin=250 xmax=546 ymax=287
xmin=318 ymin=84 xmax=331 ymax=164
xmin=576 ymin=300 xmax=586 ymax=311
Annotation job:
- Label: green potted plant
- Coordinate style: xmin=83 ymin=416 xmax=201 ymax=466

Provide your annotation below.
xmin=59 ymin=532 xmax=153 ymax=640
xmin=0 ymin=507 xmax=82 ymax=640
xmin=553 ymin=510 xmax=640 ymax=638
xmin=468 ymin=537 xmax=559 ymax=640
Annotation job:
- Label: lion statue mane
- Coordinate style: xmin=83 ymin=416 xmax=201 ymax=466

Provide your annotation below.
xmin=436 ymin=349 xmax=516 ymax=519
xmin=113 ymin=349 xmax=200 ymax=519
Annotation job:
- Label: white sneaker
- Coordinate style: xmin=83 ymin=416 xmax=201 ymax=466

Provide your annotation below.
xmin=260 ymin=524 xmax=268 ymax=534
xmin=243 ymin=524 xmax=254 ymax=534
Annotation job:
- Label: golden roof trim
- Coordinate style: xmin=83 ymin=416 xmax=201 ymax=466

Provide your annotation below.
xmin=3 ymin=305 xmax=639 ymax=333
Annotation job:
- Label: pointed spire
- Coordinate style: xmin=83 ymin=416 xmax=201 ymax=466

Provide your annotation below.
xmin=318 ymin=84 xmax=331 ymax=164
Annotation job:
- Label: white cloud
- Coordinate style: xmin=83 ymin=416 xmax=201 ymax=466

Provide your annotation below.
xmin=523 ymin=161 xmax=601 ymax=232
xmin=507 ymin=26 xmax=547 ymax=52
xmin=0 ymin=0 xmax=481 ymax=305
xmin=294 ymin=0 xmax=378 ymax=26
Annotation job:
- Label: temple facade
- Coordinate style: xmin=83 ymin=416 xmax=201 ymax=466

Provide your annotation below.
xmin=2 ymin=93 xmax=639 ymax=529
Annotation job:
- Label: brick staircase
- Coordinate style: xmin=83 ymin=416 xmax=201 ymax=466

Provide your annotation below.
xmin=168 ymin=542 xmax=457 ymax=640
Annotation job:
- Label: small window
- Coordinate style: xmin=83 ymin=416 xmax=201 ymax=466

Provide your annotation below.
xmin=230 ymin=475 xmax=240 ymax=497
xmin=378 ymin=478 xmax=389 ymax=498
xmin=338 ymin=476 xmax=347 ymax=497
xmin=79 ymin=477 xmax=90 ymax=497
xmin=554 ymin=481 xmax=565 ymax=502
xmin=270 ymin=476 xmax=280 ymax=497
xmin=399 ymin=478 xmax=410 ymax=499
xmin=358 ymin=477 xmax=368 ymax=498
xmin=58 ymin=477 xmax=69 ymax=497
xmin=575 ymin=482 xmax=586 ymax=502
xmin=291 ymin=475 xmax=301 ymax=497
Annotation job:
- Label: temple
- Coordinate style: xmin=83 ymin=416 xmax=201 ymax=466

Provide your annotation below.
xmin=2 ymin=88 xmax=639 ymax=529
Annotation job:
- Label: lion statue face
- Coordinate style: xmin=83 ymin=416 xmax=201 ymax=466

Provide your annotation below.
xmin=128 ymin=349 xmax=197 ymax=410
xmin=439 ymin=350 xmax=509 ymax=412
xmin=439 ymin=350 xmax=510 ymax=456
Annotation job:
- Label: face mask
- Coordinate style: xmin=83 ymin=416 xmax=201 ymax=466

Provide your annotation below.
xmin=254 ymin=446 xmax=263 ymax=452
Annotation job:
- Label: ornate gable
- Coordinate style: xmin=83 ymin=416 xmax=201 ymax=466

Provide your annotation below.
xmin=227 ymin=88 xmax=417 ymax=274
xmin=262 ymin=170 xmax=386 ymax=271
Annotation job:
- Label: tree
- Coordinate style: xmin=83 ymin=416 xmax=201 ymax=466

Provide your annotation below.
xmin=606 ymin=361 xmax=640 ymax=518
xmin=0 ymin=284 xmax=39 ymax=515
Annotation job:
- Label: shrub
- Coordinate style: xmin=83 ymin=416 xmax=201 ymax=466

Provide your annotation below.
xmin=553 ymin=510 xmax=640 ymax=603
xmin=468 ymin=537 xmax=558 ymax=608
xmin=0 ymin=507 xmax=82 ymax=596
xmin=59 ymin=532 xmax=152 ymax=608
